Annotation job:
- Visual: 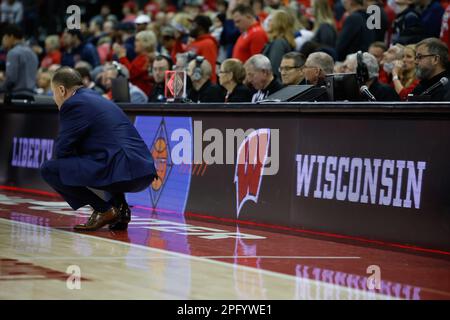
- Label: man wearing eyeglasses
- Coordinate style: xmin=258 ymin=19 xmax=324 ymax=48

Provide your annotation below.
xmin=411 ymin=38 xmax=450 ymax=101
xmin=279 ymin=52 xmax=306 ymax=86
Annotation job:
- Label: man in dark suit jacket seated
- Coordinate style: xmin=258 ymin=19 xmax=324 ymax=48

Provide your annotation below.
xmin=41 ymin=67 xmax=157 ymax=231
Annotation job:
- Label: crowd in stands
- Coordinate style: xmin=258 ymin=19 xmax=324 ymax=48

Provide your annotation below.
xmin=1 ymin=0 xmax=450 ymax=103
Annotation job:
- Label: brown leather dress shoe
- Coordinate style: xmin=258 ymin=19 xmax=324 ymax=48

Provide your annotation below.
xmin=109 ymin=203 xmax=131 ymax=231
xmin=74 ymin=207 xmax=120 ymax=231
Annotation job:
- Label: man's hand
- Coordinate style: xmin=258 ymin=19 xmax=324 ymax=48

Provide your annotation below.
xmin=392 ymin=60 xmax=404 ymax=78
xmin=113 ymin=43 xmax=127 ymax=59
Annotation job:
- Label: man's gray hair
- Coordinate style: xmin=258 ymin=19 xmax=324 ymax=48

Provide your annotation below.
xmin=306 ymin=52 xmax=334 ymax=74
xmin=362 ymin=52 xmax=379 ymax=79
xmin=245 ymin=54 xmax=273 ymax=72
xmin=188 ymin=58 xmax=212 ymax=78
xmin=387 ymin=44 xmax=404 ymax=60
xmin=104 ymin=62 xmax=130 ymax=79
xmin=345 ymin=52 xmax=379 ymax=79
xmin=51 ymin=66 xmax=83 ymax=89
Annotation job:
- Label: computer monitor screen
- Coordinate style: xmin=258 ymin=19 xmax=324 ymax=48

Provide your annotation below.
xmin=111 ymin=76 xmax=130 ymax=103
xmin=325 ymin=73 xmax=362 ymax=101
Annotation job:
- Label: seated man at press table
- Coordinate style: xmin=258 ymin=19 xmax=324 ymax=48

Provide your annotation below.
xmin=410 ymin=38 xmax=450 ymax=101
xmin=303 ymin=52 xmax=334 ymax=87
xmin=344 ymin=52 xmax=400 ymax=101
xmin=244 ymin=54 xmax=284 ymax=102
xmin=279 ymin=52 xmax=306 ymax=86
xmin=187 ymin=56 xmax=225 ymax=103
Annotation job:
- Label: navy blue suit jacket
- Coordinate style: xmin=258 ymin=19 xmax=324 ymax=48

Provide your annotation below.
xmin=55 ymin=88 xmax=156 ymax=187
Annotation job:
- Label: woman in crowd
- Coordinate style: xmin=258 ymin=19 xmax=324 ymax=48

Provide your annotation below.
xmin=311 ymin=0 xmax=337 ymax=49
xmin=218 ymin=58 xmax=253 ymax=102
xmin=391 ymin=44 xmax=420 ymax=101
xmin=114 ymin=30 xmax=157 ymax=96
xmin=262 ymin=10 xmax=296 ymax=80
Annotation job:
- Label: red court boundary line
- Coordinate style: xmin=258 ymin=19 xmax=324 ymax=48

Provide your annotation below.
xmin=134 ymin=205 xmax=450 ymax=257
xmin=0 ymin=185 xmax=61 ymax=198
xmin=1 ymin=185 xmax=450 ymax=257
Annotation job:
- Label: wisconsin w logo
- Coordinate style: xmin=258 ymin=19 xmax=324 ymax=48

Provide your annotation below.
xmin=234 ymin=129 xmax=271 ymax=217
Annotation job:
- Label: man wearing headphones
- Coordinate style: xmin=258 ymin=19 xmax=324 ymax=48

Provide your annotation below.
xmin=187 ymin=56 xmax=225 ymax=103
xmin=345 ymin=52 xmax=400 ymax=101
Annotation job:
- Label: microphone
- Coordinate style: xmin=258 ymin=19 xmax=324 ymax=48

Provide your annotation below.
xmin=112 ymin=61 xmax=125 ymax=78
xmin=420 ymin=77 xmax=448 ymax=96
xmin=360 ymin=85 xmax=376 ymax=101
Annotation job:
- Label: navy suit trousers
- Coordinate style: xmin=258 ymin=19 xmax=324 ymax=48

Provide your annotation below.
xmin=41 ymin=159 xmax=154 ymax=212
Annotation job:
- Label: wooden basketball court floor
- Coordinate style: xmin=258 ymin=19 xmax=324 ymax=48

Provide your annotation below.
xmin=0 ymin=189 xmax=449 ymax=300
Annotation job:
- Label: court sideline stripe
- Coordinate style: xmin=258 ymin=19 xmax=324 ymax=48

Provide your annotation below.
xmin=2 ymin=185 xmax=449 ymax=256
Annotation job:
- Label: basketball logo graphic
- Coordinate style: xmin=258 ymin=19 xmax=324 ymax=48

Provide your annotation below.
xmin=151 ymin=138 xmax=168 ymax=191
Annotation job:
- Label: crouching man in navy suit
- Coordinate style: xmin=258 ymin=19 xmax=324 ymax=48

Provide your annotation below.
xmin=41 ymin=67 xmax=157 ymax=231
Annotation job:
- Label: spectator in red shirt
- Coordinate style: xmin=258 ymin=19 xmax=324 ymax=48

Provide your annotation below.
xmin=122 ymin=1 xmax=138 ymax=23
xmin=379 ymin=43 xmax=404 ymax=85
xmin=114 ymin=30 xmax=156 ymax=96
xmin=383 ymin=0 xmax=396 ymax=44
xmin=391 ymin=44 xmax=420 ymax=100
xmin=369 ymin=41 xmax=387 ymax=66
xmin=368 ymin=41 xmax=387 ymax=82
xmin=160 ymin=25 xmax=186 ymax=65
xmin=41 ymin=35 xmax=61 ymax=69
xmin=143 ymin=0 xmax=160 ymax=19
xmin=187 ymin=15 xmax=219 ymax=83
xmin=231 ymin=4 xmax=269 ymax=63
